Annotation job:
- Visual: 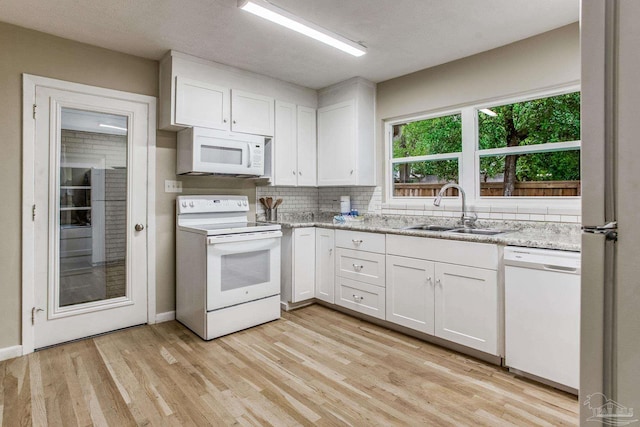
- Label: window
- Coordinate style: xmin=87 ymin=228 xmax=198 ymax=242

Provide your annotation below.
xmin=478 ymin=92 xmax=581 ymax=197
xmin=386 ymin=88 xmax=581 ymax=203
xmin=391 ymin=112 xmax=462 ymax=197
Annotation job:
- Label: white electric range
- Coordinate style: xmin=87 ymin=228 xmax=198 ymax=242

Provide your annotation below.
xmin=176 ymin=195 xmax=282 ymax=340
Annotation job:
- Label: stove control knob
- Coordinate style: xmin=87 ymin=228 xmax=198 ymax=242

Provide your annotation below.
xmin=189 ymin=201 xmax=194 ymax=207
xmin=237 ymin=201 xmax=242 ymax=206
xmin=181 ymin=201 xmax=187 ymax=208
xmin=243 ymin=200 xmax=248 ymax=206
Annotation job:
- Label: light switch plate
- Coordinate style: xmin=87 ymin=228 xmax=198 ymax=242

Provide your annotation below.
xmin=165 ymin=180 xmax=183 ymax=193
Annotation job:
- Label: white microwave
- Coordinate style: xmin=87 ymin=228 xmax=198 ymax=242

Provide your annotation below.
xmin=177 ymin=127 xmax=265 ymax=176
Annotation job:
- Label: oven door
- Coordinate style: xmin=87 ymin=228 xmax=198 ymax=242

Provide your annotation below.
xmin=206 ymin=231 xmax=281 ymax=311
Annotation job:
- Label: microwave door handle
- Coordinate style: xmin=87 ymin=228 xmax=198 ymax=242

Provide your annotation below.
xmin=247 ymin=143 xmax=252 ymax=168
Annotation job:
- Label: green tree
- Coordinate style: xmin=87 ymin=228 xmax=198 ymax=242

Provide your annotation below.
xmin=478 ymin=92 xmax=580 ymax=195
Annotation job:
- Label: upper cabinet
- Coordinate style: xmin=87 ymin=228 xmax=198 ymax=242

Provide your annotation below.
xmin=273 ymin=102 xmax=317 ymax=186
xmin=159 ymin=51 xmax=316 ymax=137
xmin=175 ymin=77 xmax=230 ymax=131
xmin=231 ymin=90 xmax=274 ymax=136
xmin=317 ymin=77 xmax=376 ymax=186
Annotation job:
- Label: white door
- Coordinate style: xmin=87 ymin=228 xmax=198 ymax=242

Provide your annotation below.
xmin=314 ymin=228 xmax=334 ymax=303
xmin=296 ymin=106 xmax=317 ymax=186
xmin=175 ymin=76 xmax=230 ymax=130
xmin=292 ymin=228 xmax=315 ymax=302
xmin=317 ymin=101 xmax=356 ymax=186
xmin=30 ymin=83 xmax=151 ymax=349
xmin=386 ymin=255 xmax=435 ymax=334
xmin=434 ymin=263 xmax=498 ymax=355
xmin=273 ymin=101 xmax=298 ymax=186
xmin=231 ymin=90 xmax=274 ymax=136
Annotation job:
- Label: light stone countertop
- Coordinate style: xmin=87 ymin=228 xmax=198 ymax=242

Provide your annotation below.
xmin=260 ymin=213 xmax=581 ymax=252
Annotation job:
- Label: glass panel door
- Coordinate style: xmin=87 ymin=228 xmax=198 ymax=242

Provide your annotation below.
xmin=58 ymin=107 xmax=128 ymax=308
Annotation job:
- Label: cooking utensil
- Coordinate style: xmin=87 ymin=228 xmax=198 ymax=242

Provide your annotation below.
xmin=272 ymin=198 xmax=283 ymax=209
xmin=266 ymin=197 xmax=273 ymax=209
xmin=259 ymin=197 xmax=268 ymax=210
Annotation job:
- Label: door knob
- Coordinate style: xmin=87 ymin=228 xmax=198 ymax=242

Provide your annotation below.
xmin=135 ymin=223 xmax=145 ymax=232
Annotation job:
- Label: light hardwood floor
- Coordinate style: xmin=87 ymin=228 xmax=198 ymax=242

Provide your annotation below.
xmin=0 ymin=304 xmax=578 ymax=426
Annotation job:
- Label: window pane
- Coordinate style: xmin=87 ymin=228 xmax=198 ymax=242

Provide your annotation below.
xmin=479 ymin=150 xmax=580 ymax=197
xmin=478 ymin=92 xmax=580 ymax=150
xmin=393 ymin=113 xmax=462 ymax=158
xmin=393 ymin=159 xmax=459 ymax=197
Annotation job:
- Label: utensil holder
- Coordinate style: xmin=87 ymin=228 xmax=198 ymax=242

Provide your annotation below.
xmin=265 ymin=208 xmax=272 ymax=221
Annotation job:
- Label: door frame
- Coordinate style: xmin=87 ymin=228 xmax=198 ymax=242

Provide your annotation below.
xmin=21 ymin=74 xmax=157 ymax=355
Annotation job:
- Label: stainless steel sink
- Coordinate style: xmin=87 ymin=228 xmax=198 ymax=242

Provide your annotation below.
xmin=403 ymin=224 xmax=457 ymax=232
xmin=447 ymin=228 xmax=507 ymax=236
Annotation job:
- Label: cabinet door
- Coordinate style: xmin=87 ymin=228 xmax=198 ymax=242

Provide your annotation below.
xmin=386 ymin=256 xmax=435 ymax=334
xmin=292 ymin=228 xmax=316 ymax=303
xmin=175 ymin=76 xmax=230 ymax=130
xmin=317 ymin=101 xmax=356 ymax=186
xmin=315 ymin=228 xmax=334 ymax=303
xmin=231 ymin=90 xmax=274 ymax=136
xmin=273 ymin=101 xmax=297 ymax=186
xmin=435 ymin=263 xmax=498 ymax=355
xmin=296 ymin=106 xmax=317 ymax=186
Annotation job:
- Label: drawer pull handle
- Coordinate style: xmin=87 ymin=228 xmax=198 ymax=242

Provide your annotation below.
xmin=352 ymin=264 xmax=363 ymax=272
xmin=352 ymin=294 xmax=363 ymax=301
xmin=352 ymin=239 xmax=363 ymax=245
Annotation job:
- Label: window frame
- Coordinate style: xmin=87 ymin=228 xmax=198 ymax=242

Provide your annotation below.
xmin=384 ymin=84 xmax=581 ymax=212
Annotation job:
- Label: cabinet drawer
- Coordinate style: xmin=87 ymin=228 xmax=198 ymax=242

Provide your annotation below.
xmin=336 ymin=248 xmax=385 ymax=287
xmin=335 ymin=230 xmax=385 ymax=253
xmin=335 ymin=277 xmax=385 ymax=320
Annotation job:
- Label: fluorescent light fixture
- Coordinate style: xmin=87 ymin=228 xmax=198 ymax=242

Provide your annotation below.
xmin=99 ymin=123 xmax=128 ymax=131
xmin=479 ymin=108 xmax=498 ymax=117
xmin=238 ymin=0 xmax=367 ymax=57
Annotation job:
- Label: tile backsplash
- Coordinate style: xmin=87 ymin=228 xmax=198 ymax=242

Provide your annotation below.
xmin=256 ymin=185 xmax=581 ymax=223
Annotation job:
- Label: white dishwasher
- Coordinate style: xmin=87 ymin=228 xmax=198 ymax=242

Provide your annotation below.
xmin=504 ymin=246 xmax=580 ymax=391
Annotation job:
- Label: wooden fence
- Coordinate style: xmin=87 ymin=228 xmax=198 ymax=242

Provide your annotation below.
xmin=394 ymin=181 xmax=581 ymax=197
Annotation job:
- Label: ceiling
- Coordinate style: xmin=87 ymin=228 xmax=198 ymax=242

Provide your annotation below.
xmin=0 ymin=0 xmax=579 ymax=89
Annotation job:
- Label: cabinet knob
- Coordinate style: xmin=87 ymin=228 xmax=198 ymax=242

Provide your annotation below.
xmin=223 ymin=119 xmax=228 ymax=123
xmin=352 ymin=239 xmax=363 ymax=245
xmin=436 ymin=279 xmax=442 ymax=287
xmin=350 ymin=170 xmax=354 ymax=175
xmin=233 ymin=120 xmax=237 ymax=124
xmin=299 ymin=171 xmax=302 ymax=175
xmin=352 ymin=294 xmax=363 ymax=302
xmin=292 ymin=170 xmax=296 ymax=175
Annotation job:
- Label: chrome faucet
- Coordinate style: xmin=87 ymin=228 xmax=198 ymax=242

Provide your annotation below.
xmin=433 ymin=183 xmax=477 ymax=228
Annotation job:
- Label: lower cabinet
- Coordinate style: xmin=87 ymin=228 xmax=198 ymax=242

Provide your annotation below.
xmin=434 ymin=263 xmax=498 ymax=355
xmin=335 ymin=276 xmax=385 ymax=320
xmin=386 ymin=235 xmax=500 ymax=355
xmin=281 ymin=227 xmax=316 ymax=305
xmin=386 ymin=255 xmax=435 ymax=334
xmin=315 ymin=228 xmax=335 ymax=303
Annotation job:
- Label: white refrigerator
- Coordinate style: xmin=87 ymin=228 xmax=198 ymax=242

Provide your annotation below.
xmin=581 ymin=0 xmax=640 ymax=424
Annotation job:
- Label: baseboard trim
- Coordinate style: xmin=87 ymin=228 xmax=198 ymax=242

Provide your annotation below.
xmin=156 ymin=311 xmax=176 ymax=323
xmin=0 ymin=345 xmax=23 ymax=362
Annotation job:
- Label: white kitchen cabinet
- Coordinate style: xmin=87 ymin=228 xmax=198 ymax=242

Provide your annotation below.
xmin=273 ymin=102 xmax=317 ymax=186
xmin=386 ymin=234 xmax=500 ymax=355
xmin=336 ymin=276 xmax=385 ymax=320
xmin=317 ymin=77 xmax=375 ymax=186
xmin=175 ymin=76 xmax=230 ymax=130
xmin=434 ymin=263 xmax=498 ymax=355
xmin=296 ymin=106 xmax=317 ymax=186
xmin=273 ymin=101 xmax=297 ymax=186
xmin=336 ymin=248 xmax=386 ymax=287
xmin=315 ymin=228 xmax=335 ymax=303
xmin=281 ymin=227 xmax=316 ymax=306
xmin=386 ymin=255 xmax=435 ymax=334
xmin=231 ymin=90 xmax=274 ymax=136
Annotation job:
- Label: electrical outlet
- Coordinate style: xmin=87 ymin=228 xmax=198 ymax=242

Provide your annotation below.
xmin=165 ymin=180 xmax=183 ymax=193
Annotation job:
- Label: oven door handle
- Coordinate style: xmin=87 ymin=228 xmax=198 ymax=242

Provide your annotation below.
xmin=207 ymin=231 xmax=282 ymax=245
xmin=207 ymin=236 xmax=281 ymax=255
